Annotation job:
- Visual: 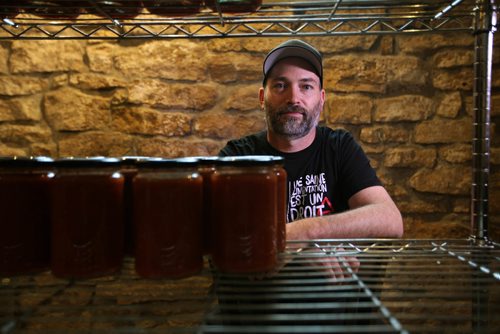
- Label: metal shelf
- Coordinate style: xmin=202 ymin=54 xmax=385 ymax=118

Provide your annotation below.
xmin=201 ymin=239 xmax=500 ymax=334
xmin=0 ymin=0 xmax=479 ymax=39
xmin=1 ymin=239 xmax=499 ymax=333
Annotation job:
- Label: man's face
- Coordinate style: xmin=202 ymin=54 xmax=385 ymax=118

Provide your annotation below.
xmin=261 ymin=57 xmax=325 ymax=140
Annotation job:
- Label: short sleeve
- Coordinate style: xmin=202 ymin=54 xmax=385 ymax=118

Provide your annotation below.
xmin=336 ymin=131 xmax=381 ymax=200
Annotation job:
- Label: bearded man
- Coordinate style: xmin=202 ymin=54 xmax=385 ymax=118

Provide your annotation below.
xmin=219 ymin=40 xmax=403 ymax=276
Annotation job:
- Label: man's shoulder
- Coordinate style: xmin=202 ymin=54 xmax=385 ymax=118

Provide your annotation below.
xmin=226 ymin=131 xmax=268 ymax=149
xmin=317 ymin=126 xmax=352 ymax=142
xmin=219 ymin=131 xmax=269 ymax=156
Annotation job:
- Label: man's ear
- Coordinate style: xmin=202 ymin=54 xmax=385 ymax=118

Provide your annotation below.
xmin=321 ymin=88 xmax=326 ymax=109
xmin=259 ymin=87 xmax=265 ymax=110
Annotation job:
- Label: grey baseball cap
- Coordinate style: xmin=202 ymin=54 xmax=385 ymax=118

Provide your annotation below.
xmin=263 ymin=39 xmax=323 ymax=87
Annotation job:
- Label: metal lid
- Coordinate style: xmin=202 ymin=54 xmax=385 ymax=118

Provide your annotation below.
xmin=216 ymin=155 xmax=284 ymax=166
xmin=120 ymin=156 xmax=151 ymax=165
xmin=52 ymin=157 xmax=121 ymax=168
xmin=190 ymin=156 xmax=220 ymax=165
xmin=135 ymin=157 xmax=199 ymax=168
xmin=0 ymin=156 xmax=54 ymax=167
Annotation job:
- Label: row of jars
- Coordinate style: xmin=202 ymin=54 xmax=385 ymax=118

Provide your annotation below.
xmin=0 ymin=155 xmax=286 ymax=279
xmin=0 ymin=1 xmax=263 ymax=20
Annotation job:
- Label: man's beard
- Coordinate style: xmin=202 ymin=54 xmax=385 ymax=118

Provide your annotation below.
xmin=265 ymin=100 xmax=322 ymax=140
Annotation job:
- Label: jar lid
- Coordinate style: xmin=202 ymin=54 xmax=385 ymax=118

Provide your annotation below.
xmin=216 ymin=155 xmax=284 ymax=166
xmin=135 ymin=157 xmax=199 ymax=168
xmin=120 ymin=156 xmax=151 ymax=164
xmin=121 ymin=155 xmax=150 ymax=160
xmin=190 ymin=156 xmax=220 ymax=165
xmin=0 ymin=156 xmax=54 ymax=167
xmin=53 ymin=157 xmax=121 ymax=168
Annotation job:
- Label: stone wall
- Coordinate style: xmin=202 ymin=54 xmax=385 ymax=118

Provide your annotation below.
xmin=0 ymin=34 xmax=498 ymax=240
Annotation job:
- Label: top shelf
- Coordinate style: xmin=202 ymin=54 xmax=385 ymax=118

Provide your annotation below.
xmin=0 ymin=0 xmax=492 ymax=39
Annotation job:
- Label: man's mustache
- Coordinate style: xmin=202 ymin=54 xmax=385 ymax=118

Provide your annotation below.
xmin=277 ymin=105 xmax=307 ymax=115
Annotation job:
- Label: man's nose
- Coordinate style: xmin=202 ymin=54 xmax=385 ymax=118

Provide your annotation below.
xmin=286 ymin=85 xmax=301 ymax=105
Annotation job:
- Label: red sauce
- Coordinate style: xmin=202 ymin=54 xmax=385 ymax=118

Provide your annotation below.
xmin=143 ymin=1 xmax=203 ymax=16
xmin=206 ymin=0 xmax=262 ymax=13
xmin=210 ymin=157 xmax=278 ymax=274
xmin=0 ymin=157 xmax=52 ymax=275
xmin=133 ymin=158 xmax=203 ymax=279
xmin=274 ymin=160 xmax=287 ymax=253
xmin=50 ymin=158 xmax=124 ymax=278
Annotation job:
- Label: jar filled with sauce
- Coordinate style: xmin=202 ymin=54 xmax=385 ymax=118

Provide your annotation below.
xmin=0 ymin=156 xmax=53 ymax=276
xmin=206 ymin=0 xmax=262 ymax=14
xmin=50 ymin=157 xmax=124 ymax=279
xmin=133 ymin=157 xmax=203 ymax=279
xmin=271 ymin=156 xmax=287 ymax=252
xmin=210 ymin=156 xmax=278 ymax=274
xmin=22 ymin=1 xmax=84 ymax=19
xmin=143 ymin=0 xmax=203 ymax=16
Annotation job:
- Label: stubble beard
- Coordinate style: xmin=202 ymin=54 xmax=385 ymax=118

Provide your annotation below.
xmin=265 ymin=100 xmax=322 ymax=140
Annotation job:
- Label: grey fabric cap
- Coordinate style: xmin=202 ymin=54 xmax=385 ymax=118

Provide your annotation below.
xmin=263 ymin=39 xmax=323 ymax=86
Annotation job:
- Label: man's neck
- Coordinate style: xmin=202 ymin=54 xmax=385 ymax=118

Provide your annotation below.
xmin=267 ymin=127 xmax=317 ymax=153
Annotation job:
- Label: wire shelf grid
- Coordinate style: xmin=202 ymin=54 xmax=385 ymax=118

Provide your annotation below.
xmin=1 ymin=239 xmax=499 ymax=333
xmin=0 ymin=0 xmax=479 ymax=39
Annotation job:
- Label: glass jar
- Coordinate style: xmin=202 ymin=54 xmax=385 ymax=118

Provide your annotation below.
xmin=120 ymin=156 xmax=149 ymax=257
xmin=210 ymin=156 xmax=278 ymax=274
xmin=0 ymin=156 xmax=53 ymax=276
xmin=50 ymin=157 xmax=124 ymax=278
xmin=206 ymin=0 xmax=262 ymax=13
xmin=143 ymin=0 xmax=203 ymax=16
xmin=22 ymin=1 xmax=84 ymax=19
xmin=271 ymin=156 xmax=287 ymax=252
xmin=133 ymin=158 xmax=203 ymax=279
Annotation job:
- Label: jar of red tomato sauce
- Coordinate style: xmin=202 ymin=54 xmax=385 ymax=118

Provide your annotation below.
xmin=0 ymin=156 xmax=53 ymax=276
xmin=133 ymin=157 xmax=203 ymax=279
xmin=271 ymin=156 xmax=287 ymax=252
xmin=50 ymin=157 xmax=124 ymax=278
xmin=210 ymin=156 xmax=279 ymax=274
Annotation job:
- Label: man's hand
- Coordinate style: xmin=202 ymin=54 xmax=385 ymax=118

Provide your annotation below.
xmin=297 ymin=244 xmax=360 ymax=282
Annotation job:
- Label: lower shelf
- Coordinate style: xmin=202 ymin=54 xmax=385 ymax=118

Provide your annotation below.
xmin=1 ymin=239 xmax=499 ymax=333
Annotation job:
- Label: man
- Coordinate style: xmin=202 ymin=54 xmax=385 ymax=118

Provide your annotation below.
xmin=219 ymin=39 xmax=403 ymax=247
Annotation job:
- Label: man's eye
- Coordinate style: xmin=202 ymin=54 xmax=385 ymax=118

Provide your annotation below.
xmin=273 ymin=82 xmax=285 ymax=89
xmin=303 ymin=84 xmax=313 ymax=90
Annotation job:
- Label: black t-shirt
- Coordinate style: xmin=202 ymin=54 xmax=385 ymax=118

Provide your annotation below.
xmin=219 ymin=126 xmax=381 ymax=223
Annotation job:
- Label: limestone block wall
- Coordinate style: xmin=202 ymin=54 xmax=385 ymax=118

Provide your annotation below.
xmin=0 ymin=34 xmax=498 ymax=239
